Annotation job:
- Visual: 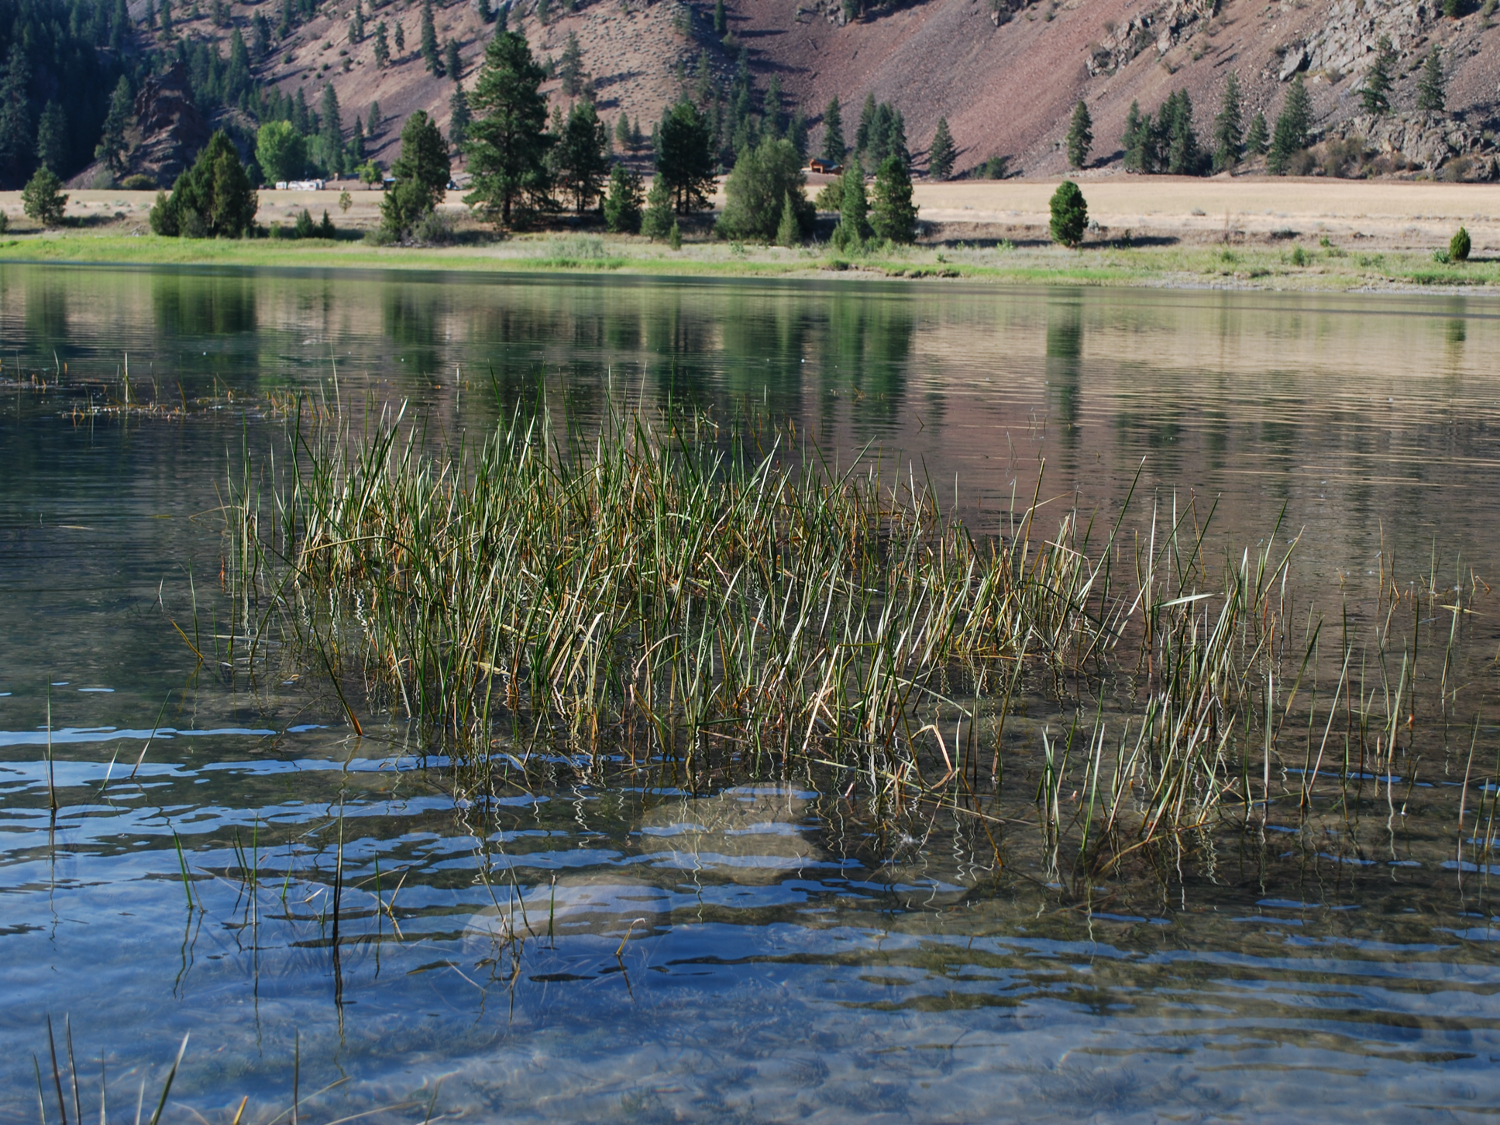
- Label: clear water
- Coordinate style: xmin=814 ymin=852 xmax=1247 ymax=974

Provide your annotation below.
xmin=4 ymin=263 xmax=1500 ymax=1122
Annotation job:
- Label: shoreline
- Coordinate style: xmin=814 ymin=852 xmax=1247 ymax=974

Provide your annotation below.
xmin=3 ymin=232 xmax=1499 ymax=294
xmin=3 ymin=176 xmax=1500 ymax=293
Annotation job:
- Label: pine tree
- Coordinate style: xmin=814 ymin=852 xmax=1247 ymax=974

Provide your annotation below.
xmin=1417 ymin=46 xmax=1445 ymax=112
xmin=603 ymin=162 xmax=644 ymax=231
xmin=821 ymin=96 xmax=845 ymax=163
xmin=463 ymin=31 xmax=554 ymax=227
xmin=394 ymin=21 xmax=405 ymax=53
xmin=775 ymin=191 xmax=798 ymax=246
xmin=641 ymin=174 xmax=673 ymax=238
xmin=764 ymin=75 xmax=784 ymax=137
xmin=1268 ymin=74 xmax=1311 ymax=174
xmin=1212 ymin=72 xmax=1242 ymax=173
xmin=349 ymin=118 xmax=365 ymax=164
xmin=0 ymin=43 xmax=34 ymax=186
xmin=382 ymin=110 xmax=451 ymax=236
xmin=145 ymin=0 xmax=156 ymax=29
xmin=615 ymin=112 xmax=631 ymax=150
xmin=558 ymin=32 xmax=584 ymax=96
xmin=1065 ymin=99 xmax=1092 ymax=170
xmin=350 ymin=0 xmax=364 ymax=43
xmin=95 ymin=75 xmax=134 ymax=173
xmin=1049 ymin=180 xmax=1087 ymax=247
xmin=253 ymin=11 xmax=271 ymax=54
xmin=160 ymin=0 xmax=174 ymax=37
xmin=1161 ymin=90 xmax=1200 ymax=175
xmin=321 ymin=84 xmax=345 ymax=175
xmin=656 ymin=99 xmax=715 ymax=212
xmin=420 ymin=0 xmax=441 ymax=75
xmin=36 ymin=102 xmax=68 ymax=173
xmin=870 ymin=153 xmax=916 ymax=242
xmin=445 ymin=40 xmax=463 ymax=83
xmin=1244 ymin=111 xmax=1268 ymax=156
xmin=374 ymin=21 xmax=390 ymax=66
xmin=22 ymin=166 xmax=69 ymax=226
xmin=1121 ymin=101 xmax=1150 ymax=172
xmin=368 ymin=101 xmax=381 ymax=134
xmin=713 ymin=0 xmax=727 ymax=35
xmin=1361 ymin=36 xmax=1394 ymax=115
xmin=449 ymin=86 xmax=470 ymax=148
xmin=832 ymin=156 xmax=867 ymax=249
xmin=554 ymin=100 xmax=609 ymax=212
xmin=855 ymin=92 xmax=876 ymax=156
xmin=927 ymin=117 xmax=954 ymax=180
xmin=478 ymin=0 xmax=492 ymax=22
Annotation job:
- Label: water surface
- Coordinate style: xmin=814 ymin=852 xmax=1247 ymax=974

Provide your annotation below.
xmin=3 ymin=264 xmax=1500 ymax=1122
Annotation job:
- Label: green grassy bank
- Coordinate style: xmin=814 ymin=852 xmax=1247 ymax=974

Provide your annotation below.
xmin=2 ymin=230 xmax=1499 ymax=291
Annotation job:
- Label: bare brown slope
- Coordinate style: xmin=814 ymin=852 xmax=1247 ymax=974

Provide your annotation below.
xmin=119 ymin=0 xmax=1496 ymax=184
xmin=732 ymin=0 xmax=1500 ymax=176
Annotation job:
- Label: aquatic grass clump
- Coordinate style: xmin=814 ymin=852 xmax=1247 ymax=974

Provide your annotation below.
xmin=231 ymin=401 xmax=1116 ymax=787
xmin=223 ymin=397 xmax=1360 ymax=863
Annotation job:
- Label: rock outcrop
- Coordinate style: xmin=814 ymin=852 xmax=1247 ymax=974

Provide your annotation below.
xmin=127 ymin=63 xmax=215 ymax=186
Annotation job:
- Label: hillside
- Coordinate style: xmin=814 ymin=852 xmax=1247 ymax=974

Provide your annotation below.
xmin=79 ymin=0 xmax=1500 ymax=185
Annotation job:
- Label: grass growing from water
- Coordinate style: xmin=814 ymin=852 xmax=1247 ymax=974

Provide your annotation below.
xmin=222 ymin=395 xmax=1427 ymax=866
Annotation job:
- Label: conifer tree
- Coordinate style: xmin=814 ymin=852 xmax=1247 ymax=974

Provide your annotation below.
xmin=713 ymin=0 xmax=727 ymax=35
xmin=446 ymin=39 xmax=462 ymax=82
xmin=1361 ymin=36 xmax=1394 ymax=115
xmin=1161 ymin=89 xmax=1200 ymax=175
xmin=775 ymin=191 xmax=798 ymax=246
xmin=22 ymin=166 xmax=69 ymax=226
xmin=374 ymin=20 xmax=390 ymax=66
xmin=464 ymin=31 xmax=554 ymax=227
xmin=350 ymin=0 xmax=364 ymax=43
xmin=615 ymin=113 xmax=631 ymax=150
xmin=831 ymin=156 xmax=867 ymax=249
xmin=95 ymin=75 xmax=134 ymax=173
xmin=554 ymin=100 xmax=609 ymax=212
xmin=927 ymin=117 xmax=954 ymax=180
xmin=656 ymin=99 xmax=715 ymax=212
xmin=420 ymin=0 xmax=441 ymax=74
xmin=1417 ymin=46 xmax=1445 ymax=112
xmin=641 ymin=174 xmax=673 ymax=238
xmin=449 ymin=86 xmax=470 ymax=148
xmin=36 ymin=102 xmax=68 ymax=174
xmin=558 ymin=32 xmax=584 ymax=96
xmin=1065 ymin=100 xmax=1092 ymax=170
xmin=603 ymin=162 xmax=644 ymax=231
xmin=870 ymin=153 xmax=916 ymax=242
xmin=320 ymin=83 xmax=345 ymax=175
xmin=0 ymin=43 xmax=35 ymax=184
xmin=1212 ymin=72 xmax=1242 ymax=173
xmin=369 ymin=101 xmax=382 ymax=134
xmin=1121 ymin=101 xmax=1150 ymax=172
xmin=1048 ymin=179 xmax=1087 ymax=247
xmin=394 ymin=21 xmax=405 ymax=53
xmin=821 ymin=96 xmax=845 ymax=163
xmin=1268 ymin=74 xmax=1311 ymax=174
xmin=855 ymin=93 xmax=876 ymax=156
xmin=381 ymin=110 xmax=451 ymax=236
xmin=1244 ymin=111 xmax=1268 ymax=156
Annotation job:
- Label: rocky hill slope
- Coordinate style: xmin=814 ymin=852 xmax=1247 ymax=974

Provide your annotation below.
xmin=119 ymin=0 xmax=1498 ymax=180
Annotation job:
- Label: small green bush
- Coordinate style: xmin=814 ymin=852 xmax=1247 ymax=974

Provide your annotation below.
xmin=121 ymin=174 xmax=158 ymax=191
xmin=1289 ymin=245 xmax=1309 ymax=266
xmin=669 ymin=220 xmax=682 ymax=249
xmin=1450 ymin=226 xmax=1471 ymax=262
xmin=1048 ymin=180 xmax=1087 ymax=248
xmin=22 ymin=167 xmax=69 ymax=227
